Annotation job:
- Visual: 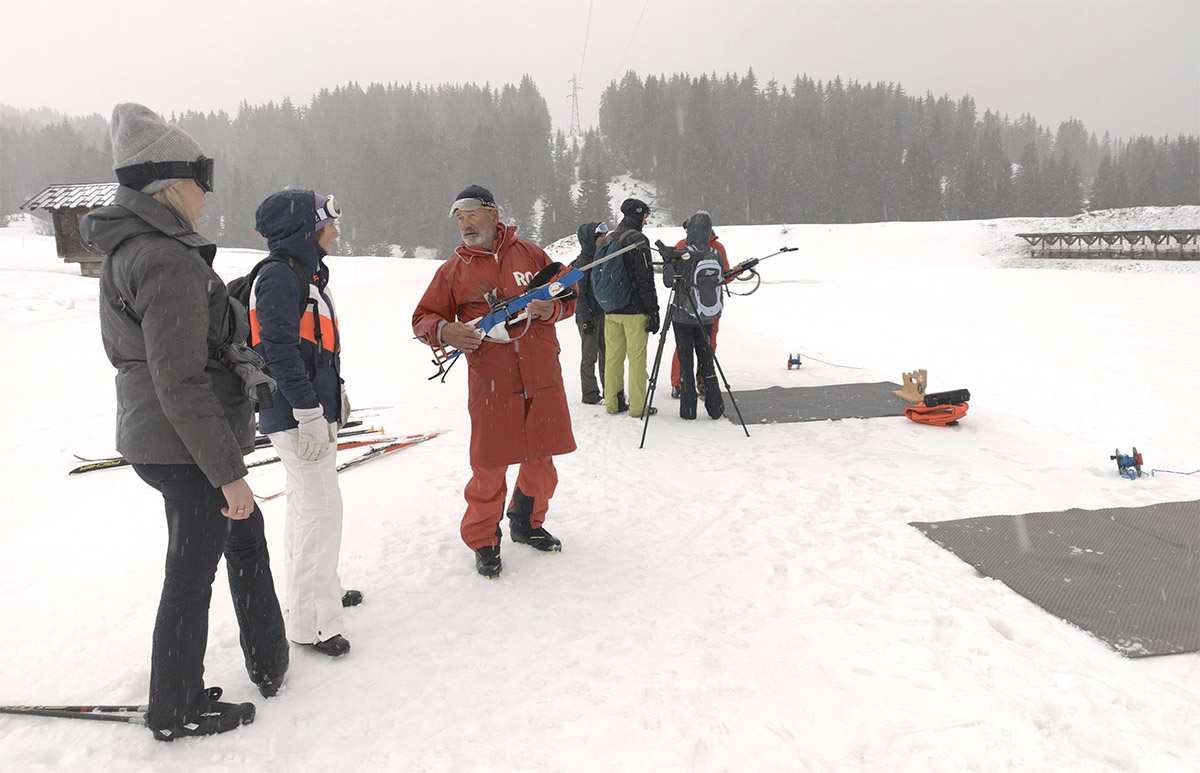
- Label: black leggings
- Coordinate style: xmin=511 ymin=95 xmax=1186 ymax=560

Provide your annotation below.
xmin=133 ymin=464 xmax=287 ymax=729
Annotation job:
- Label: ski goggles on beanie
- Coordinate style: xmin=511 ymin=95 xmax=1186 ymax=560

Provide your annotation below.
xmin=448 ymin=196 xmax=497 ymax=218
xmin=314 ymin=194 xmax=341 ymax=227
xmin=115 ymin=155 xmax=215 ymax=193
xmin=448 ymin=184 xmax=497 ymax=217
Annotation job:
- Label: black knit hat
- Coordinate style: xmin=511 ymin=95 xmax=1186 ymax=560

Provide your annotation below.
xmin=620 ymin=198 xmax=649 ymax=218
xmin=449 ymin=184 xmax=497 ymax=217
xmin=455 ymin=184 xmax=494 ymax=205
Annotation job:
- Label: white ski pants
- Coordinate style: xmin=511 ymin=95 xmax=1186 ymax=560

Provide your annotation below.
xmin=269 ymin=425 xmax=345 ymax=645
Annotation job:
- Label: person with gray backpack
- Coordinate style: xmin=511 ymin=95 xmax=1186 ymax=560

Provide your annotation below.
xmin=663 ymin=211 xmax=726 ymax=420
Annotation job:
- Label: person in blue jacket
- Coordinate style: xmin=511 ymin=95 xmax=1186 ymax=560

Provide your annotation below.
xmin=251 ymin=189 xmax=360 ymax=658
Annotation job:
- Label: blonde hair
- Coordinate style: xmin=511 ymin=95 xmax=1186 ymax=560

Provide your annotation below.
xmin=150 ymin=182 xmax=200 ymax=230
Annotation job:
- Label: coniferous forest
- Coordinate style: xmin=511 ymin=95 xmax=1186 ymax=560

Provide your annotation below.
xmin=2 ymin=70 xmax=1196 ymax=256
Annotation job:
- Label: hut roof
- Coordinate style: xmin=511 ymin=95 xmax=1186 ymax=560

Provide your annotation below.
xmin=20 ymin=182 xmax=119 ymax=212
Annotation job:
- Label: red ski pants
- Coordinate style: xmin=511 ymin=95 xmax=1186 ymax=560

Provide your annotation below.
xmin=461 ymin=455 xmax=558 ymax=550
xmin=671 ymin=318 xmax=720 ymax=387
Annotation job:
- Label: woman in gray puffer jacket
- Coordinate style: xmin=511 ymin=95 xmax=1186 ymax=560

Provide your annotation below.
xmin=80 ymin=104 xmax=287 ymax=742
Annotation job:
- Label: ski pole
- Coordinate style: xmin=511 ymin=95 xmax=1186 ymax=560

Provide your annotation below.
xmin=0 ymin=705 xmax=146 ymax=724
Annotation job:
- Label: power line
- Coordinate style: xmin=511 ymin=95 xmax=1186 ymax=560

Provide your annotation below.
xmin=611 ymin=0 xmax=651 ymax=84
xmin=578 ymin=0 xmax=594 ymax=79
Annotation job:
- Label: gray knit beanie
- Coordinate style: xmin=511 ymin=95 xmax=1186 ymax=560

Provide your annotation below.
xmin=110 ymin=103 xmax=204 ymax=195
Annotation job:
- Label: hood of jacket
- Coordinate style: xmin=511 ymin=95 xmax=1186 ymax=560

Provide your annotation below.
xmin=576 ymin=221 xmax=602 ymax=260
xmin=453 ymin=221 xmax=520 ymax=263
xmin=618 ymin=212 xmax=644 ymax=233
xmin=254 ymin=189 xmax=325 ymax=271
xmin=684 ymin=211 xmax=714 ymax=253
xmin=81 ymin=186 xmax=216 ymax=262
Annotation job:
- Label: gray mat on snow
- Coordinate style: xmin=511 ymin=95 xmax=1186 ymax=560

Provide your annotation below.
xmin=911 ymin=500 xmax=1200 ymax=658
xmin=723 ymin=382 xmax=911 ymax=424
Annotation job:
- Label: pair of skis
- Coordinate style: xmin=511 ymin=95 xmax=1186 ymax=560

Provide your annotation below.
xmin=256 ymin=432 xmax=441 ymax=501
xmin=69 ymin=422 xmax=383 ymax=475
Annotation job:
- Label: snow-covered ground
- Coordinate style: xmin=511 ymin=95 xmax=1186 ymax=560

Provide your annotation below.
xmin=1 ymin=208 xmax=1198 ymax=772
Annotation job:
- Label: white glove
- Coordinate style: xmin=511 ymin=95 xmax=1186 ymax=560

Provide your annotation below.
xmin=294 ymin=405 xmax=334 ymax=462
xmin=338 ymin=384 xmax=351 ymax=430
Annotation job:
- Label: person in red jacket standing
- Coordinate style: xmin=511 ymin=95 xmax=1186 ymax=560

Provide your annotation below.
xmin=669 ymin=219 xmax=730 ymax=398
xmin=412 ymin=185 xmax=577 ymax=578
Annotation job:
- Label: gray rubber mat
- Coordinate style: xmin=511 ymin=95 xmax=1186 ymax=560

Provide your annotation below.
xmin=911 ymin=500 xmax=1200 ymax=657
xmin=724 ymin=382 xmax=910 ymax=424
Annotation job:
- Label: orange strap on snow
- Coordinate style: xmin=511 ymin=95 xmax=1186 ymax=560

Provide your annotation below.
xmin=905 ymin=402 xmax=969 ymax=426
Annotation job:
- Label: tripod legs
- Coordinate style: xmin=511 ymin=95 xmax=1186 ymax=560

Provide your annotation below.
xmin=638 ymin=283 xmax=750 ymax=446
xmin=638 ymin=301 xmax=675 ymax=449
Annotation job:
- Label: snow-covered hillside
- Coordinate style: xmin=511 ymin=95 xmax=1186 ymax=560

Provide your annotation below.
xmin=1 ymin=209 xmax=1198 ymax=772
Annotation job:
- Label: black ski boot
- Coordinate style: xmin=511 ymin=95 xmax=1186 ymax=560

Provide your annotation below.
xmin=306 ymin=634 xmax=350 ymax=657
xmin=341 ymin=590 xmax=364 ymax=607
xmin=151 ymin=694 xmax=255 ymax=742
xmin=257 ymin=673 xmax=285 ymax=698
xmin=507 ymin=487 xmax=562 ymax=552
xmin=248 ymin=639 xmax=288 ymax=700
xmin=510 ymin=526 xmax=562 ymax=552
xmin=475 ymin=545 xmax=502 ymax=578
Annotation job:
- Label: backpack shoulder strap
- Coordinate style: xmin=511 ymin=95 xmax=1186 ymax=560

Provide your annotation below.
xmin=619 ymin=229 xmax=646 ymax=247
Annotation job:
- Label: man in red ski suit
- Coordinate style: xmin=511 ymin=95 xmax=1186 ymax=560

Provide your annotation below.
xmin=412 ymin=185 xmax=576 ymax=578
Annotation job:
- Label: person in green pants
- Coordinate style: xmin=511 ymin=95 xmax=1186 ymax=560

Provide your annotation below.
xmin=601 ymin=198 xmax=660 ymax=419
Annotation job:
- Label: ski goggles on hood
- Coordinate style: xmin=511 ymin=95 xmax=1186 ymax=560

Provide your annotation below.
xmin=448 ymin=196 xmax=497 ymax=218
xmin=315 ymin=194 xmax=341 ymax=226
xmin=595 ymin=222 xmax=609 ymax=234
xmin=115 ymin=155 xmax=215 ymax=193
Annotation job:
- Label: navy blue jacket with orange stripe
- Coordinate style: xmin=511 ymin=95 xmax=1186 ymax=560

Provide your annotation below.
xmin=250 ymin=189 xmax=343 ymax=434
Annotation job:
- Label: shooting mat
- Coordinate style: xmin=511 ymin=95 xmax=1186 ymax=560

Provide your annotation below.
xmin=723 ymin=382 xmax=910 ymax=424
xmin=911 ymin=500 xmax=1200 ymax=657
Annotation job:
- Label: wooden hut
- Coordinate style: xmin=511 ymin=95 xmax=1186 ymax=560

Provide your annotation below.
xmin=19 ymin=183 xmax=119 ymax=277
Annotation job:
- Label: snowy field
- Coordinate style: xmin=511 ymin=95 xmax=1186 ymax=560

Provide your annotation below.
xmin=1 ymin=207 xmax=1199 ymax=772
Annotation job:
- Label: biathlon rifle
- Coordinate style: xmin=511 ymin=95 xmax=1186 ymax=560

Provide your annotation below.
xmin=425 ymin=240 xmax=641 ymax=379
xmin=723 ymin=247 xmax=797 ymax=281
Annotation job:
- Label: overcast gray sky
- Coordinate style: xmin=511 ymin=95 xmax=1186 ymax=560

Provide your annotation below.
xmin=3 ymin=0 xmax=1196 ymax=140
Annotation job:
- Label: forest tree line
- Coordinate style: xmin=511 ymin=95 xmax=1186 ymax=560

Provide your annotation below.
xmin=2 ymin=70 xmax=1196 ymax=256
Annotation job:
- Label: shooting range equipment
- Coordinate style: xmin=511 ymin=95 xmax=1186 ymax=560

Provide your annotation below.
xmin=905 ymin=387 xmax=970 ymax=426
xmin=1111 ymin=448 xmax=1144 ymax=480
xmin=924 ymin=388 xmax=970 ymax=407
xmin=892 ymin=369 xmax=927 ymax=402
xmin=904 ymin=402 xmax=968 ymax=426
xmin=787 ymin=354 xmax=802 ymax=369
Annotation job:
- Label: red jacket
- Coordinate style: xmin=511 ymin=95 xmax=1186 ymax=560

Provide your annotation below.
xmin=413 ymin=223 xmax=577 ymax=466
